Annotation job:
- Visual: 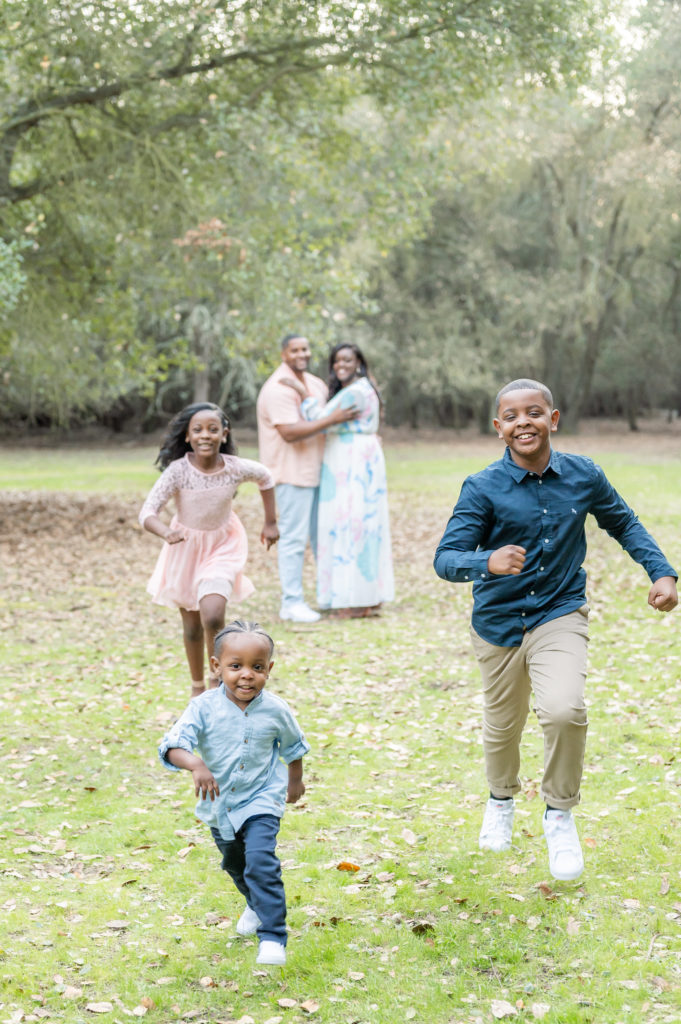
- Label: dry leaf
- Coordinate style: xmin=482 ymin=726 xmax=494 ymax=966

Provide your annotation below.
xmin=199 ymin=976 xmax=216 ymax=988
xmin=63 ymin=986 xmax=83 ymax=999
xmin=300 ymin=1001 xmax=319 ymax=1014
xmin=405 ymin=1010 xmax=417 ymax=1021
xmin=584 ymin=837 xmax=597 ymax=849
xmin=526 ymin=916 xmax=541 ymax=930
xmin=86 ymin=1003 xmax=114 ymax=1014
xmin=401 ymin=828 xmax=417 ymax=845
xmin=177 ymin=845 xmax=195 ymax=859
xmin=139 ymin=998 xmax=154 ymax=1009
xmin=131 ymin=1007 xmax=147 ymax=1017
xmin=566 ymin=917 xmax=580 ymax=936
xmin=264 ymin=1018 xmax=284 ymax=1024
xmin=491 ymin=998 xmax=517 ymax=1018
xmin=277 ymin=998 xmax=298 ymax=1009
xmin=660 ymin=875 xmax=670 ymax=896
xmin=531 ymin=1003 xmax=551 ymax=1019
xmin=336 ymin=861 xmax=360 ymax=872
xmin=348 ymin=971 xmax=365 ymax=981
xmin=623 ymin=898 xmax=641 ymax=910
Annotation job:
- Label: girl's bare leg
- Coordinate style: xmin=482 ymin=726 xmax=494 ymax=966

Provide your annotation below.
xmin=180 ymin=608 xmax=205 ymax=697
xmin=199 ymin=594 xmax=227 ymax=688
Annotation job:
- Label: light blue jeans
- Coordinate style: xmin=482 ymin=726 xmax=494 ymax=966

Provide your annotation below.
xmin=275 ymin=483 xmax=319 ymax=611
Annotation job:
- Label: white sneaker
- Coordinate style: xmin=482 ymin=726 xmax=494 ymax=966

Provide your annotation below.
xmin=543 ymin=809 xmax=584 ymax=881
xmin=256 ymin=940 xmax=287 ymax=965
xmin=479 ymin=798 xmax=515 ymax=852
xmin=236 ymin=905 xmax=261 ymax=936
xmin=279 ymin=603 xmax=320 ymax=623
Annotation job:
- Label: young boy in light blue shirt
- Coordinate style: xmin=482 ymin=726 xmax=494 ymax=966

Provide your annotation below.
xmin=159 ymin=620 xmax=309 ymax=966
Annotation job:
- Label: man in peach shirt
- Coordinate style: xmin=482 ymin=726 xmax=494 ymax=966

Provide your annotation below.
xmin=256 ymin=334 xmax=357 ymax=622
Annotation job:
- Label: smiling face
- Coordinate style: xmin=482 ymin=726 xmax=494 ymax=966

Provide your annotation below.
xmin=185 ymin=409 xmax=228 ymax=464
xmin=332 ymin=346 xmax=360 ymax=387
xmin=281 ymin=335 xmax=311 ymax=376
xmin=210 ymin=633 xmax=273 ymax=710
xmin=493 ymin=388 xmax=559 ymax=472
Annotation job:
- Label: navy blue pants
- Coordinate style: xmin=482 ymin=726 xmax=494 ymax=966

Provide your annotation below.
xmin=211 ymin=814 xmax=286 ymax=945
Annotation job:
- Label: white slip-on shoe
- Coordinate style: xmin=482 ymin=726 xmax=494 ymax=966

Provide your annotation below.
xmin=235 ymin=905 xmax=261 ymax=936
xmin=478 ymin=797 xmax=515 ymax=852
xmin=256 ymin=940 xmax=287 ymax=965
xmin=543 ymin=808 xmax=584 ymax=881
xmin=279 ymin=603 xmax=321 ymax=623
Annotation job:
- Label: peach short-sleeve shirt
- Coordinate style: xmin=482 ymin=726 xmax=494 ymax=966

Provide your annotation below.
xmin=256 ymin=363 xmax=328 ymax=486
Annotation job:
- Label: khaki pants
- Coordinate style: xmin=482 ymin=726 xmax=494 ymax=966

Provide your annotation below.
xmin=470 ymin=607 xmax=589 ymax=810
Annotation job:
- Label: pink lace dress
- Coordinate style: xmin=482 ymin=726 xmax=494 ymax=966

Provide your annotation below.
xmin=139 ymin=454 xmax=274 ymax=610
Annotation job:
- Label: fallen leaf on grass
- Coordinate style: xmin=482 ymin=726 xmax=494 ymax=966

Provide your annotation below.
xmin=526 ymin=916 xmax=541 ymax=930
xmin=401 ymin=828 xmax=417 ymax=846
xmin=623 ymin=898 xmax=641 ymax=910
xmin=336 ymin=861 xmax=360 ymax=872
xmin=531 ymin=1003 xmax=551 ymax=1019
xmin=177 ymin=845 xmax=195 ymax=859
xmin=584 ymin=837 xmax=597 ymax=849
xmin=566 ymin=917 xmax=580 ymax=936
xmin=411 ymin=921 xmax=434 ymax=935
xmin=491 ymin=998 xmax=517 ymax=1018
xmin=660 ymin=875 xmax=670 ymax=896
xmin=277 ymin=998 xmax=298 ymax=1009
xmin=199 ymin=976 xmax=216 ymax=988
xmin=86 ymin=1003 xmax=114 ymax=1014
xmin=348 ymin=971 xmax=365 ymax=981
xmin=301 ymin=1000 xmax=319 ymax=1014
xmin=264 ymin=1018 xmax=283 ymax=1024
xmin=63 ymin=986 xmax=83 ymax=999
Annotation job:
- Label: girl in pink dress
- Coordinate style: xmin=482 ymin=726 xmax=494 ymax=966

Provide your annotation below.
xmin=140 ymin=403 xmax=279 ymax=697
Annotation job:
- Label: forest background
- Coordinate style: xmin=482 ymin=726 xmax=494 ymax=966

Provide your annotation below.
xmin=1 ymin=0 xmax=680 ymax=435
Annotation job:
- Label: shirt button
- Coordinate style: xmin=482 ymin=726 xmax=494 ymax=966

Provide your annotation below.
xmin=521 ymin=612 xmax=526 ymax=617
xmin=543 ymin=509 xmax=548 ymax=514
xmin=464 ymin=575 xmax=469 ymax=580
xmin=530 ymin=590 xmax=535 ymax=595
xmin=538 ymin=480 xmax=542 ymax=485
xmin=481 ymin=573 xmax=486 ymax=579
xmin=544 ymin=539 xmax=549 ymax=544
xmin=540 ymin=567 xmax=545 ymax=572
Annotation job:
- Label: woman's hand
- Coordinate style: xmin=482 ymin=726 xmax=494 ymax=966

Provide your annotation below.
xmin=280 ymin=378 xmax=308 ymax=399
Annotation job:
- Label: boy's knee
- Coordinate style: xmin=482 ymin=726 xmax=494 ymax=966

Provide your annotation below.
xmin=537 ymin=702 xmax=587 ymax=731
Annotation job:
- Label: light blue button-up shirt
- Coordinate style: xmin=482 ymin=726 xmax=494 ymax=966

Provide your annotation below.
xmin=434 ymin=447 xmax=677 ymax=646
xmin=159 ymin=685 xmax=310 ymax=840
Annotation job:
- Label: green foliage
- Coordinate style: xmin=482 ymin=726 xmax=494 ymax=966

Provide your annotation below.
xmin=0 ymin=0 xmax=608 ymax=425
xmin=363 ymin=6 xmax=681 ymax=430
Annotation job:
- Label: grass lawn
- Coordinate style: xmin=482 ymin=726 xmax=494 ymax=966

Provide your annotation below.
xmin=1 ymin=434 xmax=680 ymax=1024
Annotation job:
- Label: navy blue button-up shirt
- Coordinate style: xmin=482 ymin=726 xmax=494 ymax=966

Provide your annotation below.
xmin=434 ymin=447 xmax=677 ymax=646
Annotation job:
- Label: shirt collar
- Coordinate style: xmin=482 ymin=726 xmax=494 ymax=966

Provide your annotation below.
xmin=503 ymin=446 xmax=562 ymax=481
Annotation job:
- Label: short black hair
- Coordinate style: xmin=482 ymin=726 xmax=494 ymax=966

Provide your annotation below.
xmin=280 ymin=333 xmax=305 ymax=351
xmin=495 ymin=379 xmax=554 ymax=414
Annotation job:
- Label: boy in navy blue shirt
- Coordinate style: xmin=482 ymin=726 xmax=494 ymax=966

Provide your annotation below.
xmin=434 ymin=379 xmax=677 ymax=880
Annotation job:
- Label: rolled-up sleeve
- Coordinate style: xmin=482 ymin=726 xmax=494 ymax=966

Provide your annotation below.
xmin=158 ymin=704 xmax=203 ymax=771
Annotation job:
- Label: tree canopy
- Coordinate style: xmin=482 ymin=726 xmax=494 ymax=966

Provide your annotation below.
xmin=1 ymin=0 xmax=611 ymax=426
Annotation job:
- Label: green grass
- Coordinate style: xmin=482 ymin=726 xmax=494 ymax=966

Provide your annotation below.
xmin=1 ymin=438 xmax=680 ymax=1024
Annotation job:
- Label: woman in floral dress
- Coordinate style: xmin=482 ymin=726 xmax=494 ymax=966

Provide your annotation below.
xmin=282 ymin=344 xmax=394 ymax=617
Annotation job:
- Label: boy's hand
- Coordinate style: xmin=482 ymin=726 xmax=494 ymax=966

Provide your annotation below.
xmin=488 ymin=545 xmax=526 ymax=575
xmin=192 ymin=765 xmax=220 ymax=801
xmin=648 ymin=576 xmax=678 ymax=612
xmin=286 ymin=779 xmax=306 ymax=804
